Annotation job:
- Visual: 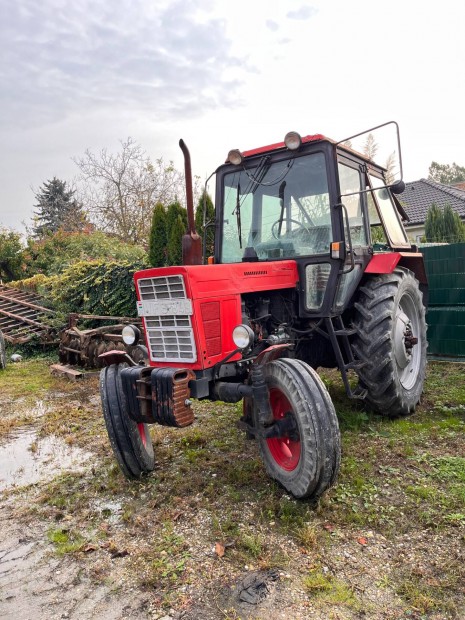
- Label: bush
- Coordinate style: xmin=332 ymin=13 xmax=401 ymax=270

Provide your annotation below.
xmin=12 ymin=260 xmax=146 ymax=321
xmin=23 ymin=230 xmax=147 ymax=276
xmin=50 ymin=260 xmax=145 ymax=318
xmin=0 ymin=228 xmax=25 ymax=282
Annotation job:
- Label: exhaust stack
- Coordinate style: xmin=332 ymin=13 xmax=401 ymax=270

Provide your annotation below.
xmin=179 ymin=139 xmax=202 ymax=265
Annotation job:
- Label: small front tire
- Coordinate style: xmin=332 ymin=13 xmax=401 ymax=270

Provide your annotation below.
xmin=100 ymin=363 xmax=155 ymax=478
xmin=256 ymin=358 xmax=341 ymax=500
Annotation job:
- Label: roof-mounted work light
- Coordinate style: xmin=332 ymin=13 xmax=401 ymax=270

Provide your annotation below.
xmin=227 ymin=149 xmax=243 ymax=165
xmin=284 ymin=131 xmax=302 ymax=151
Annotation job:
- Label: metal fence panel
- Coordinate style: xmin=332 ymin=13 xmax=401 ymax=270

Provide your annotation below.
xmin=421 ymin=243 xmax=465 ymax=358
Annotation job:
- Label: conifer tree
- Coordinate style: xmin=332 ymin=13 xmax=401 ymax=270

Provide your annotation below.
xmin=442 ymin=204 xmax=465 ymax=242
xmin=165 ymin=201 xmax=187 ymax=265
xmin=195 ymin=190 xmax=215 ymax=259
xmin=148 ymin=202 xmax=167 ymax=267
xmin=424 ymin=203 xmax=444 ymax=242
xmin=167 ymin=215 xmax=185 ymax=265
xmin=32 ymin=177 xmax=87 ymax=237
xmin=424 ymin=203 xmax=465 ymax=243
xmin=166 ymin=200 xmax=187 ymax=233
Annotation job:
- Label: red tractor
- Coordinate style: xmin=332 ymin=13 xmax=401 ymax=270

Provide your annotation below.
xmin=100 ymin=122 xmax=427 ymax=500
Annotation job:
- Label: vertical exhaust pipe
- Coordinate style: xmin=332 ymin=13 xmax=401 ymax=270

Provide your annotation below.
xmin=179 ymin=139 xmax=202 ymax=265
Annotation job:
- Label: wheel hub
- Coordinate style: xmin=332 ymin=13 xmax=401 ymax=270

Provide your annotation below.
xmin=268 ymin=388 xmax=301 ymax=471
xmin=394 ymin=310 xmax=413 ymax=369
xmin=264 ymin=412 xmax=299 ymax=441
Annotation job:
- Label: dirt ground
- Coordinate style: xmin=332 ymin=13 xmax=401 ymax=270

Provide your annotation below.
xmin=0 ymin=358 xmax=464 ymax=620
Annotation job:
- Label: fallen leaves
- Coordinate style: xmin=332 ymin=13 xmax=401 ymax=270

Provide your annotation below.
xmin=214 ymin=542 xmax=225 ymax=558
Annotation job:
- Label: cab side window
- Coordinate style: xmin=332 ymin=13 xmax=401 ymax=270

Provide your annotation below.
xmin=338 ymin=163 xmax=368 ymax=247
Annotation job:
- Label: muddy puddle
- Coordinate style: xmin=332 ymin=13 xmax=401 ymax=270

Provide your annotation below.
xmin=0 ymin=429 xmax=92 ymax=492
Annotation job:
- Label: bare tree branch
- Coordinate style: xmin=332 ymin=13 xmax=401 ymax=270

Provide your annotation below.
xmin=73 ymin=138 xmax=188 ymax=244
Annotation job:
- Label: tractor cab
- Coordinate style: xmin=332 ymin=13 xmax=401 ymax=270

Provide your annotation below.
xmin=214 ymin=123 xmax=414 ymax=317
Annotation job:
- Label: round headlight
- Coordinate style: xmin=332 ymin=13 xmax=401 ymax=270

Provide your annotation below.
xmin=284 ymin=131 xmax=302 ymax=151
xmin=122 ymin=324 xmax=140 ymax=346
xmin=232 ymin=324 xmax=254 ymax=350
xmin=227 ymin=149 xmax=243 ymax=166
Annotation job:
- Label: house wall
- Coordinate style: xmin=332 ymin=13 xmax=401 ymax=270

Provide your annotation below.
xmin=405 ymin=224 xmax=425 ymax=244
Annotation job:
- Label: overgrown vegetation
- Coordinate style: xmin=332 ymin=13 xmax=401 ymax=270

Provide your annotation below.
xmin=0 ymin=227 xmax=24 ymax=282
xmin=1 ymin=359 xmax=463 ymax=618
xmin=23 ymin=229 xmax=147 ymax=277
xmin=13 ymin=259 xmax=145 ymax=320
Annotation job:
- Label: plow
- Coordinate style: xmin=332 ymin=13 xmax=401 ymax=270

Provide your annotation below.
xmin=58 ymin=313 xmax=145 ymax=368
xmin=0 ymin=285 xmax=142 ymax=368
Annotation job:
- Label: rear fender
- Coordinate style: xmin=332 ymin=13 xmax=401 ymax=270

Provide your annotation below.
xmin=365 ymin=252 xmax=428 ymax=285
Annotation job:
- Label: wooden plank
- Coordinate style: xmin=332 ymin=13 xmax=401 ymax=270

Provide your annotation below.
xmin=50 ymin=364 xmax=84 ymax=380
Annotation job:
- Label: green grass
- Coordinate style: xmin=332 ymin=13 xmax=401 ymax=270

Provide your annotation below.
xmin=0 ymin=357 xmax=58 ymax=397
xmin=303 ymin=568 xmax=361 ymax=611
xmin=47 ymin=527 xmax=87 ymax=555
xmin=2 ymin=358 xmax=464 ymax=617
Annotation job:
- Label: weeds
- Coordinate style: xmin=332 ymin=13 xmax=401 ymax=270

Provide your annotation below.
xmin=1 ymin=359 xmax=464 ymax=617
xmin=303 ymin=567 xmax=361 ymax=610
xmin=47 ymin=527 xmax=86 ymax=555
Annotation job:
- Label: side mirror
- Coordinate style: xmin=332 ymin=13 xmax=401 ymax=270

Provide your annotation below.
xmin=390 ymin=179 xmax=405 ymax=194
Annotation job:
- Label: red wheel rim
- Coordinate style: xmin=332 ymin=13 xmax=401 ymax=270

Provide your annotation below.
xmin=267 ymin=388 xmax=300 ymax=471
xmin=137 ymin=423 xmax=147 ymax=448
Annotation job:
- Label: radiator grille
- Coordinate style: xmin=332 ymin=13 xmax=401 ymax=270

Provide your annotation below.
xmin=139 ymin=275 xmax=186 ymax=300
xmin=137 ymin=275 xmax=196 ymax=363
xmin=145 ymin=327 xmax=196 ymax=362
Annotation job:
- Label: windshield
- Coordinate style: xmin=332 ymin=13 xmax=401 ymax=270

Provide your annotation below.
xmin=221 ymin=152 xmax=331 ymax=262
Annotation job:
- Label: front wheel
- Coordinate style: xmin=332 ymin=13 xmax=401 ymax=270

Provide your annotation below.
xmin=100 ymin=364 xmax=155 ymax=479
xmin=256 ymin=358 xmax=341 ymax=500
xmin=352 ymin=267 xmax=427 ymax=417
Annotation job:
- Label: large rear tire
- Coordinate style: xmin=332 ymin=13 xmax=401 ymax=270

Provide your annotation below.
xmin=100 ymin=364 xmax=155 ymax=478
xmin=256 ymin=359 xmax=340 ymax=500
xmin=352 ymin=267 xmax=427 ymax=417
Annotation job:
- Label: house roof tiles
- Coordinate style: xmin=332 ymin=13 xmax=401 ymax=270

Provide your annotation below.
xmin=398 ymin=178 xmax=465 ymax=226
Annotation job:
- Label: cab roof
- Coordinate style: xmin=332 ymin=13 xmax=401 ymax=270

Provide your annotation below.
xmin=241 ymin=134 xmax=327 ymax=159
xmin=237 ymin=133 xmax=378 ymax=168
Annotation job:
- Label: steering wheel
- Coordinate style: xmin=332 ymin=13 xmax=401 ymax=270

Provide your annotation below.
xmin=271 ymin=218 xmax=309 ymax=240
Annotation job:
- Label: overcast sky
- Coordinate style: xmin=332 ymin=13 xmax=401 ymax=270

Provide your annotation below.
xmin=1 ymin=0 xmax=464 ymax=232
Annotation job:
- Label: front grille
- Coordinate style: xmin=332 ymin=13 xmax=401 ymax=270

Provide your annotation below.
xmin=139 ymin=275 xmax=186 ymax=300
xmin=145 ymin=316 xmax=191 ymax=328
xmin=137 ymin=275 xmax=196 ymax=363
